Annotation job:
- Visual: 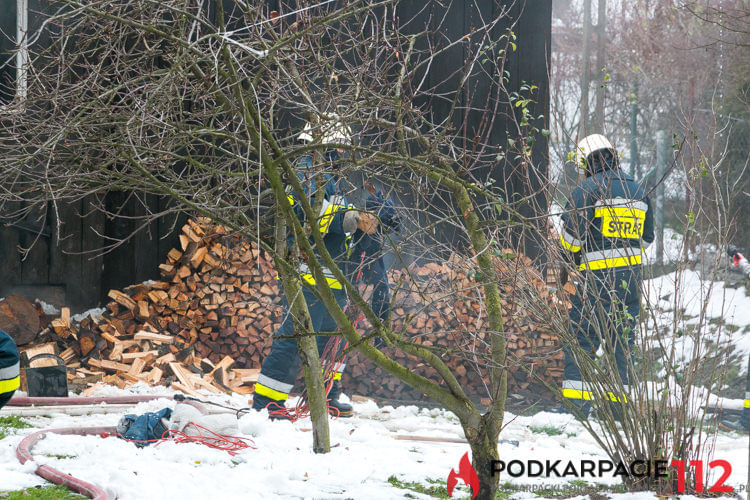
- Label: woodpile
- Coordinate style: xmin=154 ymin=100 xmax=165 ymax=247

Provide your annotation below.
xmin=344 ymin=253 xmax=569 ymax=402
xmin=27 ymin=218 xmax=568 ymax=402
xmin=26 ymin=218 xmax=275 ymax=395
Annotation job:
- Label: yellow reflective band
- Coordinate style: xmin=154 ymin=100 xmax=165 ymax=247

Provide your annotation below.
xmin=595 ymin=206 xmax=646 ymax=239
xmin=254 ymin=383 xmax=289 ymax=401
xmin=0 ymin=376 xmax=20 ymax=394
xmin=745 ymin=399 xmax=749 ymax=409
xmin=333 ymin=372 xmax=342 ymax=381
xmin=580 ymin=254 xmax=642 ymax=271
xmin=562 ymin=388 xmax=593 ymax=401
xmin=563 ymin=387 xmax=627 ymax=403
xmin=287 ymin=195 xmax=295 ymax=205
xmin=318 ymin=204 xmax=346 ymax=235
xmin=560 ymin=235 xmax=581 ymax=253
xmin=300 ymin=273 xmax=342 ymax=290
xmin=606 ymin=392 xmax=628 ymax=404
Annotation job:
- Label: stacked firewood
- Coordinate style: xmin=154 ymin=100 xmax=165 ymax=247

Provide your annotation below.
xmin=35 ymin=218 xmax=568 ymax=400
xmin=344 ymin=253 xmax=568 ymax=401
xmin=35 ymin=218 xmax=278 ymax=395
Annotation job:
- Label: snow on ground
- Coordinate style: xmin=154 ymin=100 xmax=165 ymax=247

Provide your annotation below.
xmin=644 ymin=268 xmax=750 ymax=372
xmin=0 ymin=384 xmax=746 ymax=499
xmin=642 ymin=228 xmax=684 ymax=264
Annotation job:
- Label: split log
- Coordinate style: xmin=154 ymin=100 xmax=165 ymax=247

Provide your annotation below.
xmin=0 ymin=295 xmax=41 ymax=346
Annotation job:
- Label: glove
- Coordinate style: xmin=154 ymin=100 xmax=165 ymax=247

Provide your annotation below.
xmin=366 ymin=192 xmax=400 ymax=231
xmin=728 ymin=245 xmax=740 ymax=258
xmin=343 ymin=210 xmax=360 ymax=233
xmin=357 ymin=212 xmax=379 ymax=234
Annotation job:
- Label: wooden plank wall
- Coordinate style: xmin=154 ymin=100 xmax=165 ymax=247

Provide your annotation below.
xmin=396 ymin=0 xmax=552 ymax=260
xmin=0 ymin=197 xmax=183 ymax=312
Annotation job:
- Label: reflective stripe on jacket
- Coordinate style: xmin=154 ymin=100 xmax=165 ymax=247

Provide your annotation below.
xmin=0 ymin=330 xmax=19 ymax=396
xmin=286 ymin=154 xmax=351 ymax=289
xmin=560 ymin=168 xmax=655 ymax=271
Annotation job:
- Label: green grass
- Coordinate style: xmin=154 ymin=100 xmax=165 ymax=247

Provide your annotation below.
xmin=0 ymin=485 xmax=85 ymax=499
xmin=388 ymin=476 xmax=452 ymax=499
xmin=529 ymin=425 xmax=564 ymax=436
xmin=0 ymin=415 xmax=33 ymax=440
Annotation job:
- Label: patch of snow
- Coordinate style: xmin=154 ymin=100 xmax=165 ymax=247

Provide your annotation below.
xmin=643 ymin=227 xmax=684 ymax=264
xmin=34 ymin=300 xmax=60 ymax=316
xmin=71 ymin=307 xmax=107 ymax=323
xmin=644 ymin=269 xmax=750 ymax=371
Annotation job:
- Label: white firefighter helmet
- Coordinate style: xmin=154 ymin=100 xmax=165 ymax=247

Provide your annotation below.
xmin=575 ymin=133 xmax=615 ymax=169
xmin=297 ymin=113 xmax=352 ymax=145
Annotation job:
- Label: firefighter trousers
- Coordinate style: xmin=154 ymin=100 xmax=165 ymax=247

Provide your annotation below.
xmin=255 ymin=285 xmax=348 ymax=403
xmin=562 ymin=267 xmax=640 ymax=415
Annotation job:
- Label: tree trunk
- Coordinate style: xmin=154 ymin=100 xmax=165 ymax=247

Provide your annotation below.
xmin=269 ymin=150 xmax=330 ymax=454
xmin=277 ymin=269 xmax=330 ymax=454
xmin=593 ymin=0 xmax=606 ymax=132
xmin=629 ymin=79 xmax=639 ymax=178
xmin=297 ymin=334 xmax=330 ymax=453
xmin=451 ymin=182 xmax=506 ymax=500
xmin=466 ymin=419 xmax=501 ymax=500
xmin=579 ymin=0 xmax=592 ymax=137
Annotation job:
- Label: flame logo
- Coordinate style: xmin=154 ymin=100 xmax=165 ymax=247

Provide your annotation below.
xmin=447 ymin=452 xmax=479 ymax=499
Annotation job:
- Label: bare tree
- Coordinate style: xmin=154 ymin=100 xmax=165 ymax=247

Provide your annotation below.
xmin=0 ymin=1 xmax=552 ymax=497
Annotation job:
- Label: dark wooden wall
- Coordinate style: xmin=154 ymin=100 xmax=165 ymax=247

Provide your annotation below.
xmin=0 ymin=196 xmax=183 ymax=312
xmin=396 ymin=0 xmax=551 ymax=259
xmin=0 ymin=0 xmax=550 ymax=310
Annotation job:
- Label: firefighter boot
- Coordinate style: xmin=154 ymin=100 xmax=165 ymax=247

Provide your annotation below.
xmin=252 ymin=393 xmax=291 ymax=420
xmin=327 ymin=380 xmax=353 ymax=418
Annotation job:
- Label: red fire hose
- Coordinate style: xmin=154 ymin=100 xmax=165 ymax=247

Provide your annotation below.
xmin=8 ymin=395 xmax=169 ymax=406
xmin=10 ymin=395 xmax=171 ymax=498
xmin=16 ymin=426 xmax=115 ymax=500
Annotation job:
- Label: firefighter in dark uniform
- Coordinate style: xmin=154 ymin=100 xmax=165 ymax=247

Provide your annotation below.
xmin=0 ymin=329 xmax=20 ymax=409
xmin=558 ymin=134 xmax=655 ymax=419
xmin=252 ymin=118 xmax=376 ymax=418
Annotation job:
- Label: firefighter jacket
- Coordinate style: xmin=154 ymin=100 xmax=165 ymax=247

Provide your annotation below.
xmin=286 ymin=152 xmax=351 ymax=290
xmin=344 ymin=192 xmax=399 ymax=281
xmin=560 ymin=167 xmax=655 ymax=271
xmin=0 ymin=329 xmax=19 ymax=407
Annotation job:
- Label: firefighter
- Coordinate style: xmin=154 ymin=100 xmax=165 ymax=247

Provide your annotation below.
xmin=347 ymin=188 xmax=401 ymax=347
xmin=0 ymin=329 xmax=19 ymax=409
xmin=252 ymin=116 xmax=377 ymax=419
xmin=557 ymin=133 xmax=654 ymax=419
xmin=725 ymin=245 xmax=750 ymax=431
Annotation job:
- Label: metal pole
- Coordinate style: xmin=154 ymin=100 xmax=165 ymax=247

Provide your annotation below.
xmin=629 ymin=80 xmax=639 ymax=178
xmin=655 ymin=130 xmax=667 ymax=267
xmin=16 ymin=0 xmax=28 ymax=103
